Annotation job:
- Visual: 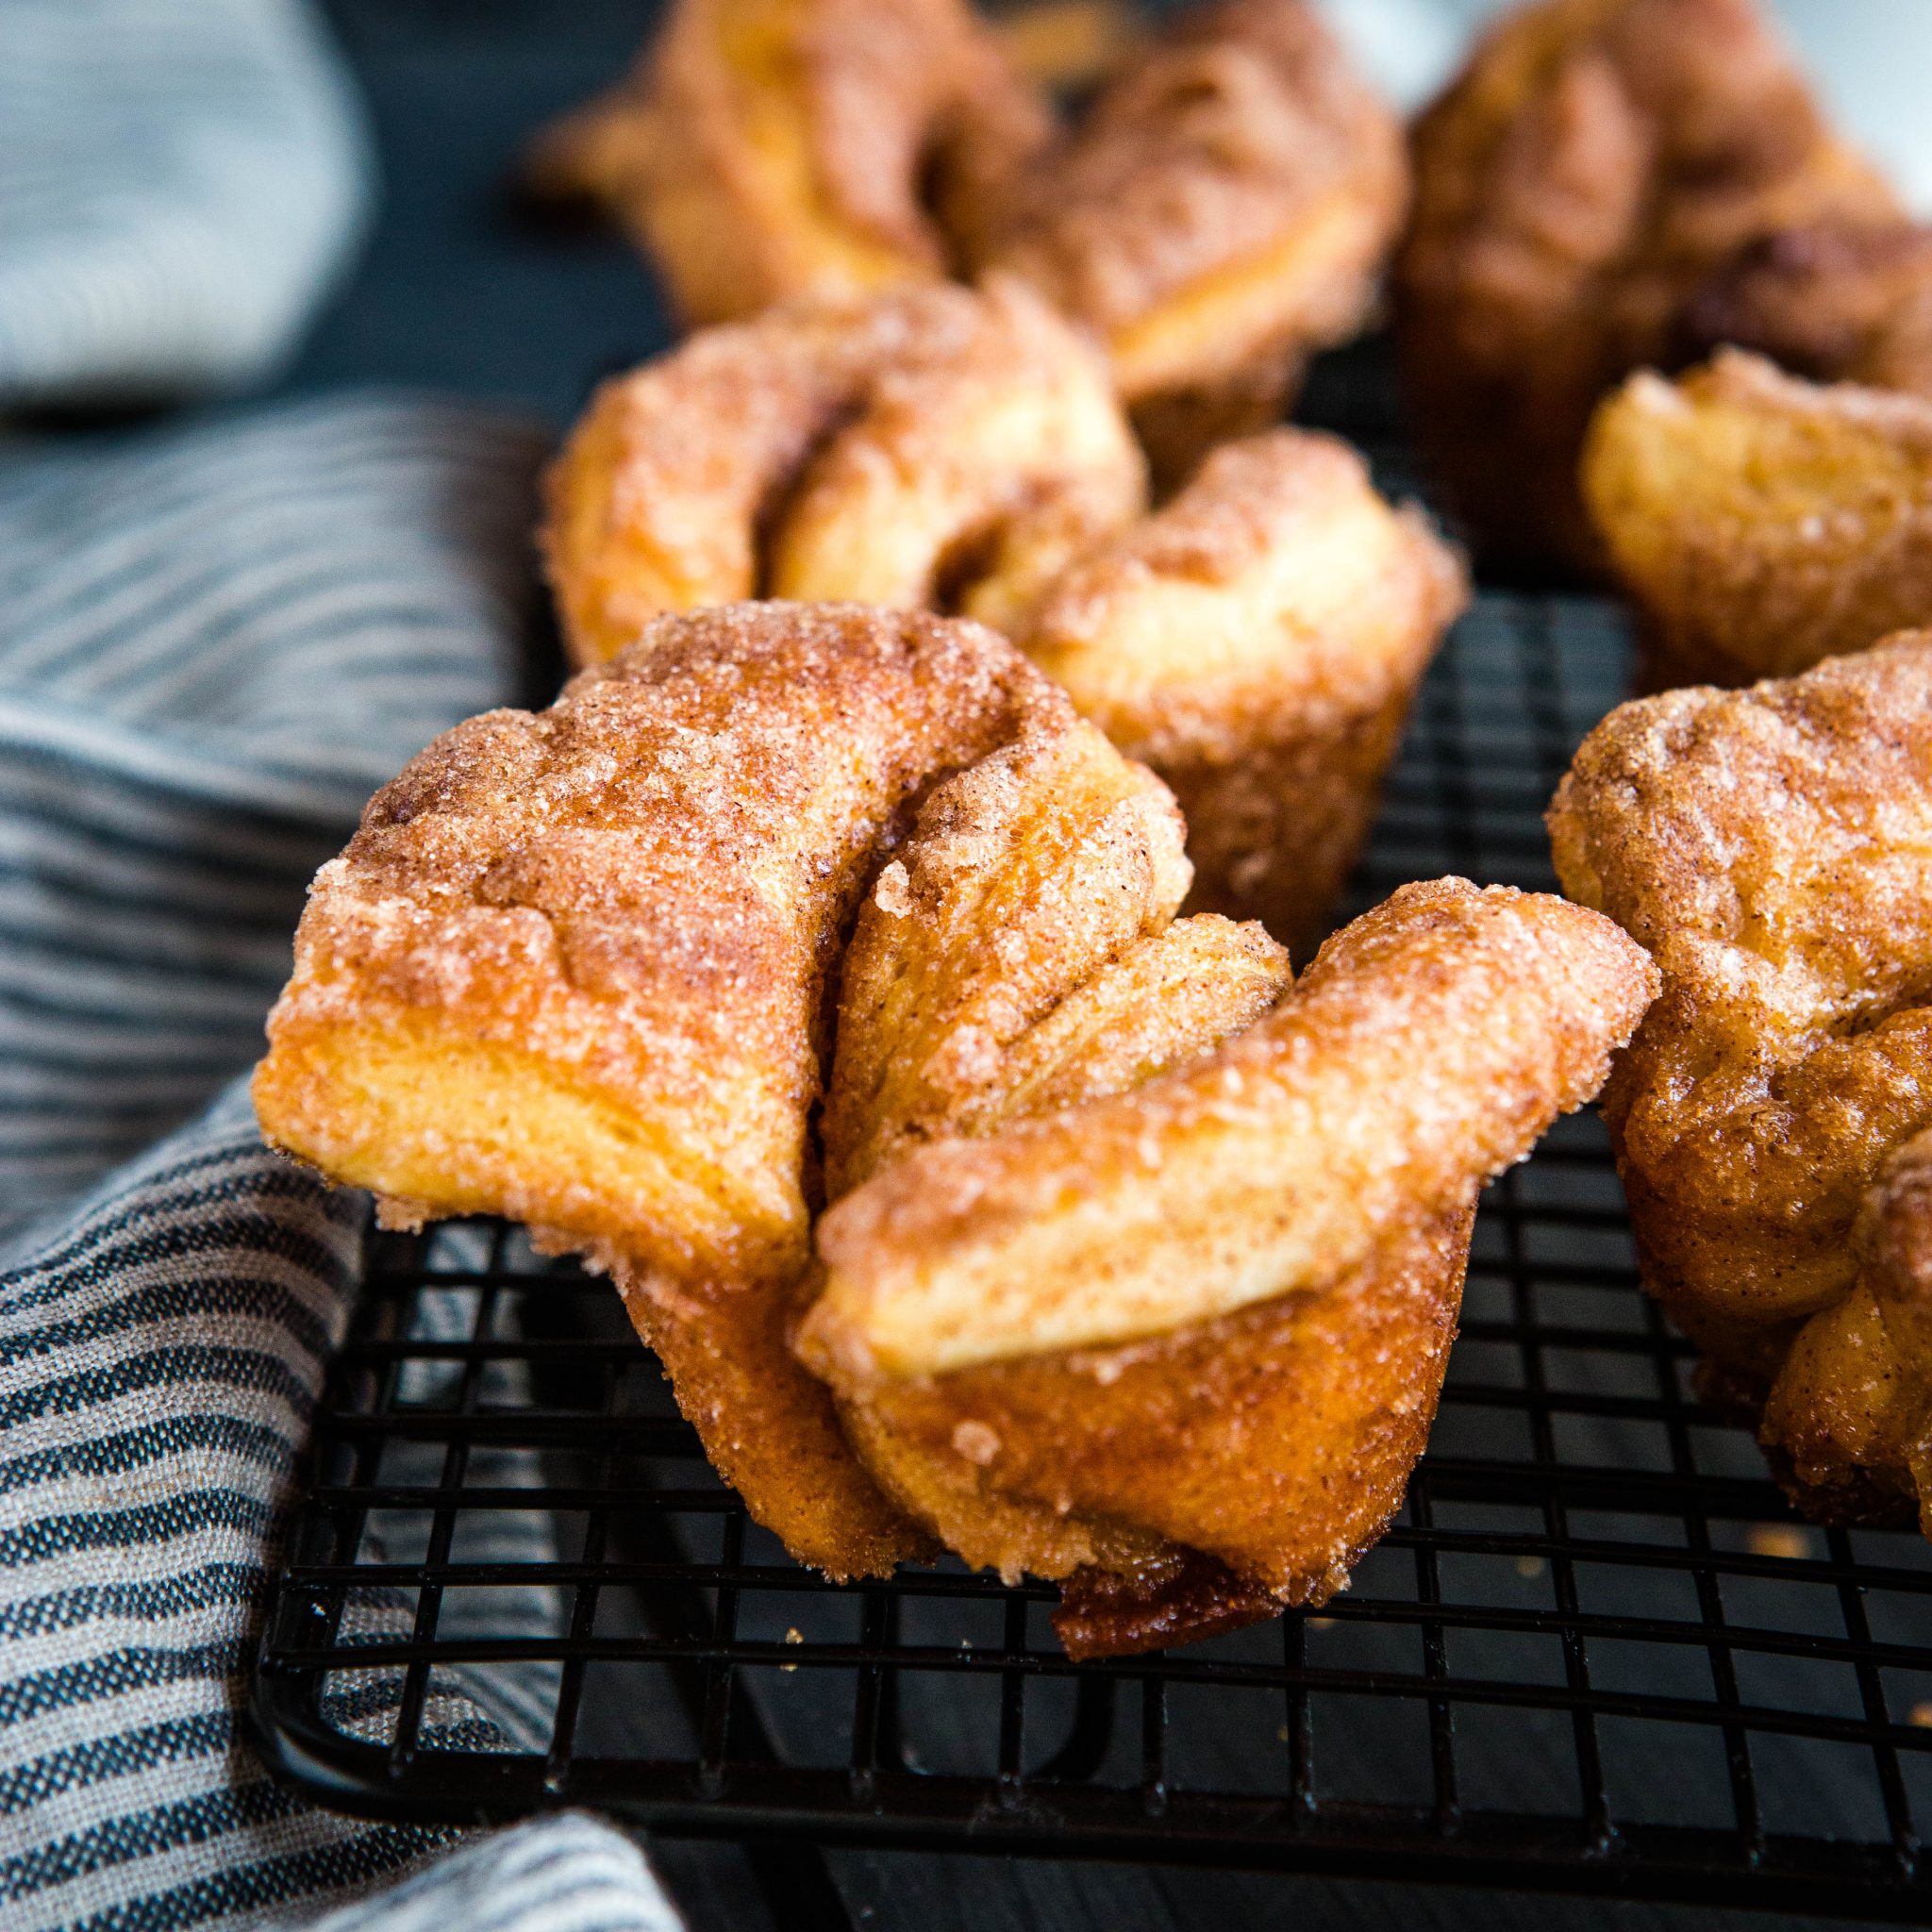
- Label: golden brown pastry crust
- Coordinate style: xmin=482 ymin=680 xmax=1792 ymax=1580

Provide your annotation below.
xmin=1016 ymin=428 xmax=1469 ymax=954
xmin=254 ymin=602 xmax=1073 ymax=1577
xmin=846 ymin=1207 xmax=1473 ymax=1657
xmin=1582 ymin=352 xmax=1932 ymax=689
xmin=1397 ymin=0 xmax=1899 ymax=566
xmin=1844 ymin=1130 xmax=1932 ymax=1527
xmin=804 ymin=874 xmax=1651 ymax=1653
xmin=987 ymin=0 xmax=1407 ymax=486
xmin=527 ymin=0 xmax=1052 ymax=327
xmin=541 ymin=279 xmax=1145 ymax=669
xmin=1548 ymin=634 xmax=1932 ymax=1524
xmin=822 ymin=715 xmax=1199 ymax=1200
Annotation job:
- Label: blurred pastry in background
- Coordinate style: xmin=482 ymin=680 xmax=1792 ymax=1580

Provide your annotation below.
xmin=1548 ymin=633 xmax=1932 ymax=1527
xmin=526 ymin=0 xmax=1051 ymax=326
xmin=1582 ymin=350 xmax=1932 ymax=689
xmin=1015 ymin=426 xmax=1468 ymax=953
xmin=1397 ymin=0 xmax=1900 ymax=567
xmin=535 ymin=0 xmax=1409 ymax=490
xmin=541 ymin=278 xmax=1144 ymax=668
xmin=801 ymin=874 xmax=1657 ymax=1656
xmin=1678 ymin=219 xmax=1932 ymax=398
xmin=989 ymin=0 xmax=1407 ymax=488
xmin=991 ymin=0 xmax=1142 ymax=92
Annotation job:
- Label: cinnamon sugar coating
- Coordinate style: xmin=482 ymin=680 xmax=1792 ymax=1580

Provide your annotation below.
xmin=803 ymin=878 xmax=1655 ymax=1383
xmin=988 ymin=0 xmax=1407 ymax=486
xmin=1582 ymin=352 xmax=1932 ymax=688
xmin=1396 ymin=0 xmax=1899 ymax=565
xmin=541 ymin=279 xmax=1145 ymax=669
xmin=822 ymin=714 xmax=1200 ymax=1199
xmin=813 ymin=686 xmax=1292 ymax=1651
xmin=846 ymin=1208 xmax=1473 ymax=1657
xmin=254 ymin=603 xmax=1071 ymax=1575
xmin=1835 ymin=1132 xmax=1932 ymax=1528
xmin=525 ymin=0 xmax=1051 ymax=326
xmin=1017 ymin=428 xmax=1469 ymax=955
xmin=802 ymin=874 xmax=1652 ymax=1653
xmin=1548 ymin=635 xmax=1932 ymax=1525
xmin=542 ymin=305 xmax=1468 ymax=962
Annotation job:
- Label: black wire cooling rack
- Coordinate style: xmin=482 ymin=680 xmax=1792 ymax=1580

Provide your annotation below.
xmin=249 ymin=363 xmax=1932 ymax=1921
xmin=250 ymin=595 xmax=1932 ymax=1921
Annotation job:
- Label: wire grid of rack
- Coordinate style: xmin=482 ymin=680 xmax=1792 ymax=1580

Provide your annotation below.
xmin=250 ymin=365 xmax=1932 ymax=1923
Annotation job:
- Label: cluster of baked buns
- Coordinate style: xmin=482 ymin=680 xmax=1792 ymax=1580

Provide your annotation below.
xmin=1397 ymin=0 xmax=1932 ymax=1534
xmin=253 ymin=0 xmax=1932 ymax=1656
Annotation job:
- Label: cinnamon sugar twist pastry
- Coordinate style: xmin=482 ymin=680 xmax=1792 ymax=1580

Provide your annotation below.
xmin=1582 ymin=352 xmax=1932 ymax=690
xmin=541 ymin=278 xmax=1146 ymax=670
xmin=1680 ymin=221 xmax=1932 ymax=404
xmin=1549 ymin=634 xmax=1932 ymax=1526
xmin=254 ymin=603 xmax=1074 ymax=1576
xmin=802 ymin=874 xmax=1656 ymax=1654
xmin=255 ymin=603 xmax=1657 ymax=1651
xmin=987 ymin=0 xmax=1407 ymax=488
xmin=1397 ymin=0 xmax=1900 ymax=566
xmin=526 ymin=0 xmax=1051 ymax=326
xmin=544 ymin=287 xmax=1466 ymax=950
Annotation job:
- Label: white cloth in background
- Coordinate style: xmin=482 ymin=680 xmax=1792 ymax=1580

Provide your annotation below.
xmin=0 ymin=0 xmax=370 ymax=408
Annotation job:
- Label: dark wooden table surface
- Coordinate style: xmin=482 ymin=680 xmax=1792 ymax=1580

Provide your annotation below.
xmin=279 ymin=5 xmax=1890 ymax=1925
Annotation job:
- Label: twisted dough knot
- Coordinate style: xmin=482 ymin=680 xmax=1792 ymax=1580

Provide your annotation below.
xmin=983 ymin=0 xmax=1407 ymax=486
xmin=543 ymin=278 xmax=1469 ymax=954
xmin=258 ymin=603 xmax=1656 ymax=1654
xmin=542 ymin=277 xmax=1145 ymax=670
xmin=1550 ymin=632 xmax=1932 ymax=1527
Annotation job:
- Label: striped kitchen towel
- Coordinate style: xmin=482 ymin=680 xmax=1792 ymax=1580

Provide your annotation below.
xmin=0 ymin=391 xmax=551 ymax=1258
xmin=0 ymin=0 xmax=370 ymax=409
xmin=0 ymin=392 xmax=682 ymax=1927
xmin=0 ymin=1084 xmax=677 ymax=1932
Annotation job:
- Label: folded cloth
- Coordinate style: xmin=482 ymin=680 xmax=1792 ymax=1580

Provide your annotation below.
xmin=0 ymin=391 xmax=551 ymax=1258
xmin=0 ymin=0 xmax=371 ymax=409
xmin=0 ymin=390 xmax=683 ymax=1928
xmin=0 ymin=1087 xmax=677 ymax=1932
xmin=301 ymin=1814 xmax=681 ymax=1932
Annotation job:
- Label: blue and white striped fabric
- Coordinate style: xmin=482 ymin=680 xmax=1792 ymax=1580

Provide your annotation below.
xmin=0 ymin=392 xmax=551 ymax=1258
xmin=304 ymin=1815 xmax=680 ymax=1932
xmin=0 ymin=0 xmax=370 ymax=408
xmin=0 ymin=396 xmax=684 ymax=1928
